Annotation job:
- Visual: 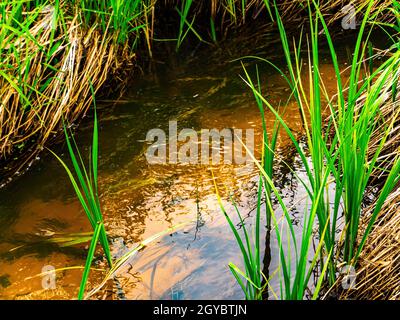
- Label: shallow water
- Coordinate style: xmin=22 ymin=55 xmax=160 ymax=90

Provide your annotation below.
xmin=0 ymin=39 xmax=352 ymax=300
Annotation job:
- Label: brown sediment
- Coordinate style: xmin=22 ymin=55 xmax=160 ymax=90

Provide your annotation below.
xmin=0 ymin=253 xmax=106 ymax=300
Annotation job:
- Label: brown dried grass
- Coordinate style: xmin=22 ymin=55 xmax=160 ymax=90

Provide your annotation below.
xmin=0 ymin=3 xmax=132 ymax=181
xmin=339 ymin=99 xmax=400 ymax=300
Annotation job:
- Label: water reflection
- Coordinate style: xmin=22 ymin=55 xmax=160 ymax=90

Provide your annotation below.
xmin=0 ymin=41 xmax=350 ymax=299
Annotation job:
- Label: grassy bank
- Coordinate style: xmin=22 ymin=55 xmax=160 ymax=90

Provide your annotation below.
xmin=0 ymin=0 xmax=151 ymax=182
xmin=213 ymin=0 xmax=400 ymax=299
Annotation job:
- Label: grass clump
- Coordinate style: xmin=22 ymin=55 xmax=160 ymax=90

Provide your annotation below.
xmin=50 ymin=89 xmax=112 ymax=299
xmin=220 ymin=0 xmax=400 ymax=299
xmin=0 ymin=0 xmax=122 ymax=180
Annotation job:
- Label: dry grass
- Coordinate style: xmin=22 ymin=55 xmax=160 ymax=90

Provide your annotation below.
xmin=343 ymin=187 xmax=400 ymax=299
xmin=339 ymin=98 xmax=400 ymax=300
xmin=0 ymin=2 xmax=133 ymax=181
xmin=335 ymin=166 xmax=400 ymax=300
xmin=205 ymin=0 xmax=395 ymax=26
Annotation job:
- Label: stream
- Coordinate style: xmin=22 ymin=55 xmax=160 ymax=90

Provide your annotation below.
xmin=0 ymin=38 xmax=352 ymax=299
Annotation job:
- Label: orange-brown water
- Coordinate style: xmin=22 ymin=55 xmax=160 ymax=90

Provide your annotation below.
xmin=0 ymin=42 xmax=352 ymax=299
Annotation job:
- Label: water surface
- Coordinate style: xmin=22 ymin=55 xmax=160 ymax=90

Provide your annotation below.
xmin=0 ymin=39 xmax=352 ymax=299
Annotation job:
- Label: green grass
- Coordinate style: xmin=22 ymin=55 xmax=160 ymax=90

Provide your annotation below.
xmin=252 ymin=66 xmax=280 ymax=229
xmin=212 ymin=67 xmax=279 ymax=299
xmin=0 ymin=0 xmax=149 ymax=161
xmin=175 ymin=0 xmax=208 ymax=51
xmin=50 ymin=85 xmax=196 ymax=299
xmin=50 ymin=86 xmax=112 ymax=299
xmin=213 ymin=175 xmax=266 ymax=300
xmin=71 ymin=0 xmax=150 ymax=46
xmin=226 ymin=0 xmax=400 ymax=299
xmin=241 ymin=66 xmax=333 ymax=299
xmin=3 ymin=0 xmax=149 ymax=46
xmin=216 ymin=123 xmax=332 ymax=299
xmin=308 ymin=0 xmax=400 ymax=264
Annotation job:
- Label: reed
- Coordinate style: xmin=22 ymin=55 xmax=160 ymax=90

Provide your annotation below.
xmin=239 ymin=65 xmax=333 ymax=299
xmin=50 ymin=89 xmax=112 ymax=299
xmin=237 ymin=0 xmax=400 ymax=298
xmin=216 ymin=123 xmax=332 ymax=299
xmin=176 ymin=0 xmax=194 ymax=51
xmin=213 ymin=65 xmax=281 ymax=299
xmin=213 ymin=175 xmax=266 ymax=300
xmin=310 ymin=0 xmax=400 ymax=265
